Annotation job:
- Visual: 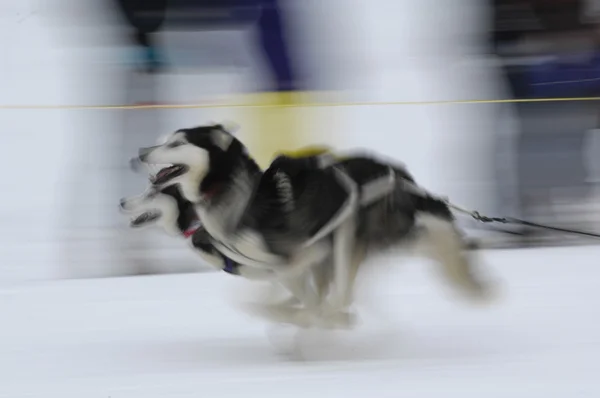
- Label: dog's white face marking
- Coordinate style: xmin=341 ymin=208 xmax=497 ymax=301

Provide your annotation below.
xmin=145 ymin=132 xmax=206 ymax=167
xmin=140 ymin=131 xmax=210 ymax=201
xmin=119 ymin=188 xmax=181 ymax=236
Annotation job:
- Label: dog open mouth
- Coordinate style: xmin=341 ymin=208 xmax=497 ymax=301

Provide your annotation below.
xmin=130 ymin=210 xmax=161 ymax=227
xmin=151 ymin=165 xmax=188 ymax=185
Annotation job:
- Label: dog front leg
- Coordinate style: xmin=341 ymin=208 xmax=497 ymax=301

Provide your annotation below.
xmin=312 ymin=257 xmax=332 ymax=302
xmin=312 ymin=241 xmax=365 ymax=313
xmin=248 ymin=272 xmax=320 ymax=328
xmin=266 ymin=258 xmax=333 ymax=316
xmin=330 ymin=214 xmax=357 ymax=312
xmin=279 ymin=275 xmax=318 ymax=309
xmin=345 ymin=239 xmax=367 ymax=307
xmin=301 ymin=215 xmax=359 ymax=329
xmin=242 ymin=242 xmax=330 ymax=327
xmin=252 ymin=259 xmax=335 ymax=318
xmin=269 ymin=242 xmax=334 ymax=328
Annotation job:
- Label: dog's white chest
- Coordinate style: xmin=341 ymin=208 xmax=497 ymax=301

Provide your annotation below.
xmin=199 ymin=208 xmax=282 ymax=268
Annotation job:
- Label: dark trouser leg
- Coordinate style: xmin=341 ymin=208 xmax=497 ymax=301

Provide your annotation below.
xmin=241 ymin=0 xmax=315 ymax=168
xmin=113 ymin=0 xmax=167 ymax=71
xmin=255 ymin=0 xmax=297 ymax=92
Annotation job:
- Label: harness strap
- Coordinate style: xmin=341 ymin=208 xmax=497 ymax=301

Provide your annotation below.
xmin=222 ymin=257 xmax=240 ymax=275
xmin=183 ymin=221 xmax=243 ymax=274
xmin=445 ymin=199 xmax=600 ymax=239
xmin=397 ymin=178 xmax=600 ymax=239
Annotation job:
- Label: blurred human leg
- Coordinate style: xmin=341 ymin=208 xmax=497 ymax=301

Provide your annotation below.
xmin=240 ymin=0 xmax=316 ymax=169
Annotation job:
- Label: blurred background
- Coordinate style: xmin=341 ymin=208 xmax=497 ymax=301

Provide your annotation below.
xmin=2 ymin=0 xmax=600 ymax=284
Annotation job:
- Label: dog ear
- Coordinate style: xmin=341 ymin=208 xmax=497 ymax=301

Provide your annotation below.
xmin=219 ymin=120 xmax=240 ymax=135
xmin=211 ymin=128 xmax=234 ymax=151
xmin=156 ymin=131 xmax=178 ymax=145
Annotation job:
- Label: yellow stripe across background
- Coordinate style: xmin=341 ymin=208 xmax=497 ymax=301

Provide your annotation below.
xmin=2 ymin=96 xmax=600 ymax=110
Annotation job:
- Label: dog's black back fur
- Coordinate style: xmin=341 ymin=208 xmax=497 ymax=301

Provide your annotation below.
xmin=174 ymin=125 xmax=454 ymax=258
xmin=277 ymin=154 xmax=453 ymax=251
xmin=244 ymin=156 xmax=351 ymax=256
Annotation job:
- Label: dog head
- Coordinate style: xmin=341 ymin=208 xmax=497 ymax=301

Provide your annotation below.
xmin=136 ymin=123 xmax=252 ymax=202
xmin=119 ymin=183 xmax=199 ymax=237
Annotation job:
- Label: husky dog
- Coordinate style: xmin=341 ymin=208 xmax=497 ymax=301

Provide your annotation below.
xmin=132 ymin=124 xmax=494 ymax=327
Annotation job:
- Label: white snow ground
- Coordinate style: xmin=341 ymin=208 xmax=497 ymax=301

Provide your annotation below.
xmin=2 ymin=246 xmax=600 ymax=397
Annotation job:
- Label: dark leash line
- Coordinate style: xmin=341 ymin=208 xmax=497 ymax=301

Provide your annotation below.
xmin=446 ymin=201 xmax=600 ymax=240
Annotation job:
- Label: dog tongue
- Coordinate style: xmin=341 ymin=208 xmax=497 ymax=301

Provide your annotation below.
xmin=155 ymin=166 xmax=177 ymax=181
xmin=156 ymin=167 xmax=172 ymax=180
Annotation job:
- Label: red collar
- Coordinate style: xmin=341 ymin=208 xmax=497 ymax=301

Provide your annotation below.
xmin=183 ymin=221 xmax=202 ymax=238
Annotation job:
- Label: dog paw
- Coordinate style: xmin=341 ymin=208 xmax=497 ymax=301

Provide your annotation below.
xmin=242 ymin=302 xmax=312 ymax=328
xmin=465 ymin=278 xmax=503 ymax=305
xmin=314 ymin=309 xmax=358 ymax=330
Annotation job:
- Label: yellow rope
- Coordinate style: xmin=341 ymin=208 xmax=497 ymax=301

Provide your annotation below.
xmin=3 ymin=96 xmax=600 ymax=110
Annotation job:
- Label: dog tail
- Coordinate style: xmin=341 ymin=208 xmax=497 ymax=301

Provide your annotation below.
xmin=410 ymin=192 xmax=495 ymax=302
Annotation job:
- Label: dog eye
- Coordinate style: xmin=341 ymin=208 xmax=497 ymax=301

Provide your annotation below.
xmin=167 ymin=141 xmax=184 ymax=148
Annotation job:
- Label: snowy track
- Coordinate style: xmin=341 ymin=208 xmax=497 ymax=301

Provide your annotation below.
xmin=1 ymin=247 xmax=600 ymax=397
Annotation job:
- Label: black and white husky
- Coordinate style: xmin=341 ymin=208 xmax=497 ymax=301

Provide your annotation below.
xmin=130 ymin=124 xmax=495 ymax=327
xmin=119 ymin=178 xmax=328 ymax=321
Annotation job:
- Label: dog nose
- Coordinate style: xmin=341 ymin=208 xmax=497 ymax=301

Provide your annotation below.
xmin=138 ymin=147 xmax=152 ymax=161
xmin=119 ymin=198 xmax=127 ymax=210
